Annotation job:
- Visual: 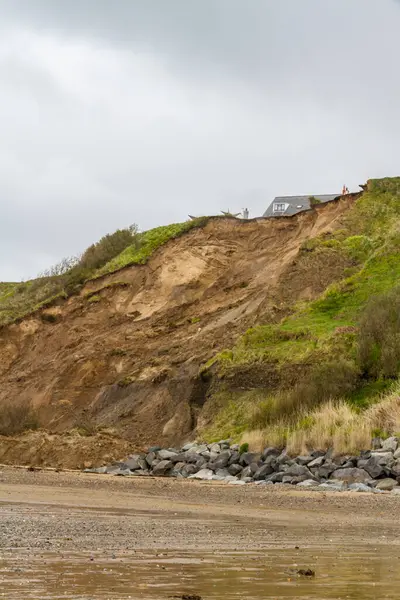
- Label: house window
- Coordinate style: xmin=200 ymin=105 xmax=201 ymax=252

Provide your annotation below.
xmin=273 ymin=203 xmax=286 ymax=213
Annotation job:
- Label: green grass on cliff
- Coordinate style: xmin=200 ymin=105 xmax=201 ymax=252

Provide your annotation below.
xmin=201 ymin=177 xmax=400 ymax=445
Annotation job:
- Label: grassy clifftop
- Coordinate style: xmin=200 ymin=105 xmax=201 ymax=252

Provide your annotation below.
xmin=201 ymin=177 xmax=400 ymax=452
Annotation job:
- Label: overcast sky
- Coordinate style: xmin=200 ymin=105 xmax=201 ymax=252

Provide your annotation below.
xmin=1 ymin=0 xmax=400 ymax=280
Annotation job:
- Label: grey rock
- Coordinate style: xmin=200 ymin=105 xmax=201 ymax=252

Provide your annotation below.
xmin=331 ymin=467 xmax=371 ymax=483
xmin=230 ymin=444 xmax=240 ymax=452
xmin=240 ymin=452 xmax=261 ymax=466
xmin=189 ymin=468 xmax=214 ymax=480
xmin=371 ymin=451 xmax=395 ymax=461
xmin=195 ymin=456 xmax=207 ymax=468
xmin=375 ymin=478 xmax=398 ymax=491
xmin=297 ymin=479 xmax=318 ymax=488
xmin=157 ymin=449 xmax=179 ymax=461
xmin=218 ymin=439 xmax=231 ymax=449
xmin=359 ymin=450 xmax=372 ymax=460
xmin=284 ymin=463 xmax=313 ymax=478
xmin=357 ymin=456 xmax=385 ymax=479
xmin=145 ymin=452 xmax=157 ymax=467
xmin=209 ymin=452 xmax=220 ymax=461
xmin=292 ymin=474 xmax=317 ymax=484
xmin=131 ymin=469 xmax=149 ymax=477
xmin=392 ymin=487 xmax=400 ymax=494
xmin=152 ymin=460 xmax=173 ymax=476
xmin=317 ymin=461 xmax=336 ymax=479
xmin=296 ymin=455 xmax=314 ymax=466
xmin=249 ymin=462 xmax=261 ymax=475
xmin=182 ymin=442 xmax=197 ymax=452
xmin=106 ymin=463 xmax=129 ymax=474
xmin=253 ymin=463 xmax=274 ymax=481
xmin=381 ymin=437 xmax=398 ymax=452
xmin=193 ymin=444 xmax=208 ymax=454
xmin=262 ymin=447 xmax=281 ymax=460
xmin=228 ymin=451 xmax=240 ymax=465
xmin=308 ymin=456 xmax=325 ymax=468
xmin=181 ymin=464 xmax=199 ymax=478
xmin=275 ymin=451 xmax=292 ymax=466
xmin=228 ymin=463 xmax=243 ymax=476
xmin=311 ymin=449 xmax=326 ymax=459
xmin=332 ymin=455 xmax=352 ymax=467
xmin=171 ymin=461 xmax=186 ymax=476
xmin=263 ymin=455 xmax=278 ymax=470
xmin=223 ymin=475 xmax=239 ymax=483
xmin=138 ymin=457 xmax=149 ymax=471
xmin=341 ymin=460 xmax=356 ymax=468
xmin=282 ymin=475 xmax=294 ymax=484
xmin=125 ymin=454 xmax=143 ymax=468
xmin=208 ymin=450 xmax=232 ymax=471
xmin=348 ymin=483 xmax=372 ymax=493
xmin=171 ymin=452 xmax=197 ymax=464
xmin=266 ymin=472 xmax=285 ymax=483
xmin=394 ymin=448 xmax=400 ymax=460
xmin=229 ymin=479 xmax=247 ymax=485
xmin=200 ymin=450 xmax=211 ymax=460
xmin=209 ymin=443 xmax=221 ymax=454
xmin=241 ymin=477 xmax=254 ymax=483
xmin=240 ymin=466 xmax=253 ymax=479
xmin=255 ymin=480 xmax=274 ymax=486
xmin=215 ymin=468 xmax=230 ymax=479
xmin=390 ymin=460 xmax=400 ymax=478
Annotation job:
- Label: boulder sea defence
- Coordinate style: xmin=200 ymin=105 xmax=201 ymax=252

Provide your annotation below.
xmin=84 ymin=437 xmax=400 ymax=493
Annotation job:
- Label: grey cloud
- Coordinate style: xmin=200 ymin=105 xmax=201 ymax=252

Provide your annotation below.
xmin=0 ymin=0 xmax=400 ymax=280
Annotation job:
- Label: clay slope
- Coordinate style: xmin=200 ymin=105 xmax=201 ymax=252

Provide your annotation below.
xmin=0 ymin=195 xmax=356 ymax=448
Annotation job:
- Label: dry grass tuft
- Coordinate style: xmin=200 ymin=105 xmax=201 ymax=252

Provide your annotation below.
xmin=241 ymin=384 xmax=400 ymax=456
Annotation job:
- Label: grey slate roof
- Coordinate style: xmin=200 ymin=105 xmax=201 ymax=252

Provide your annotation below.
xmin=263 ymin=194 xmax=339 ymax=217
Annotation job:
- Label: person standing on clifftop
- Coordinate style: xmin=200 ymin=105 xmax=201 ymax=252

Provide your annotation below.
xmin=342 ymin=185 xmax=350 ymax=195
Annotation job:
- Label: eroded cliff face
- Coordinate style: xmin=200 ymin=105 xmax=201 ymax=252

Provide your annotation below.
xmin=0 ymin=196 xmax=356 ymax=451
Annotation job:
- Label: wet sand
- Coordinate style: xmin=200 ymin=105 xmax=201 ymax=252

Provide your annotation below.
xmin=1 ymin=468 xmax=400 ymax=598
xmin=1 ymin=467 xmax=400 ymax=550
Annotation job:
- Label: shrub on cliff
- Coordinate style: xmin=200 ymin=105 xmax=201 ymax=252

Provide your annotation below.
xmin=358 ymin=286 xmax=400 ymax=378
xmin=79 ymin=225 xmax=139 ymax=271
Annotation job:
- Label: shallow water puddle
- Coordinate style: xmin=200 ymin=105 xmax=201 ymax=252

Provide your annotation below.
xmin=0 ymin=548 xmax=399 ymax=599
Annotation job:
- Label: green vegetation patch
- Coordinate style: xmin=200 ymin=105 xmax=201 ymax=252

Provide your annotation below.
xmin=201 ymin=177 xmax=400 ymax=441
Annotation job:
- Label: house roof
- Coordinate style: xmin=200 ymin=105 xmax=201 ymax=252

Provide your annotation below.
xmin=263 ymin=194 xmax=339 ymax=217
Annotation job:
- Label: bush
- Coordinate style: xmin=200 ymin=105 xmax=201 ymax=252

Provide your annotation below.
xmin=0 ymin=401 xmax=39 ymax=436
xmin=358 ymin=286 xmax=400 ymax=378
xmin=79 ymin=225 xmax=139 ymax=271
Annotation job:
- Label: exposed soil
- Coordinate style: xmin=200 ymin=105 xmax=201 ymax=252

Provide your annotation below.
xmin=0 ymin=430 xmax=135 ymax=469
xmin=0 ymin=196 xmax=357 ymax=461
